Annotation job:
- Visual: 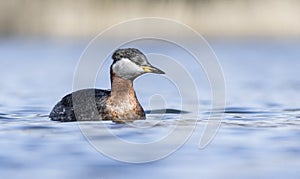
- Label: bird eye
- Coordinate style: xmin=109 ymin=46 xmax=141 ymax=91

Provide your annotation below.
xmin=135 ymin=56 xmax=148 ymax=66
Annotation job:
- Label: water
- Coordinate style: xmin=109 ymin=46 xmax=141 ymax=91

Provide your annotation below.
xmin=1 ymin=38 xmax=300 ymax=178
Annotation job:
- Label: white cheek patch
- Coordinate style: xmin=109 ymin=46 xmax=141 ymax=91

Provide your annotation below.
xmin=112 ymin=58 xmax=144 ymax=80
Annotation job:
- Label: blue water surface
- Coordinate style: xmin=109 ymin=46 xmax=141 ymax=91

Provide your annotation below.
xmin=0 ymin=37 xmax=300 ymax=178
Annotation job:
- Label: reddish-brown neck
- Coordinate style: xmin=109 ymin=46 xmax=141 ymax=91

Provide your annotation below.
xmin=110 ymin=69 xmax=135 ymax=98
xmin=104 ymin=66 xmax=145 ymax=121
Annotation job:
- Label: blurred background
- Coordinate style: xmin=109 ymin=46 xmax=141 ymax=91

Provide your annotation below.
xmin=1 ymin=0 xmax=300 ymax=38
xmin=1 ymin=0 xmax=299 ymax=109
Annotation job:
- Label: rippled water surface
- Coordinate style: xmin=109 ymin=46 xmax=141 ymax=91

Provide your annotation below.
xmin=1 ymin=38 xmax=300 ymax=178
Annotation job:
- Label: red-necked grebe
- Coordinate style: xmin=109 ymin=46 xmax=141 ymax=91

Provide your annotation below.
xmin=49 ymin=48 xmax=165 ymax=122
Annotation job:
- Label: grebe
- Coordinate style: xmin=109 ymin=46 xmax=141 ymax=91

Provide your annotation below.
xmin=49 ymin=48 xmax=165 ymax=122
